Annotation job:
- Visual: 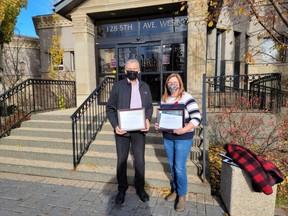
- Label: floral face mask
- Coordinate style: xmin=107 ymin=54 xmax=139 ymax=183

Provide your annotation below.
xmin=167 ymin=82 xmax=179 ymax=93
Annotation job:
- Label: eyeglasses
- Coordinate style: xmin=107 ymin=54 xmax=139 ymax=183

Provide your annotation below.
xmin=168 ymin=82 xmax=179 ymax=85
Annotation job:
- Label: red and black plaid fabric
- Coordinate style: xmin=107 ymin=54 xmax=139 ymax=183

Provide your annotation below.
xmin=224 ymin=144 xmax=285 ymax=195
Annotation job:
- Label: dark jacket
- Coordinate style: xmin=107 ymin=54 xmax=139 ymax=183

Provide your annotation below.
xmin=106 ymin=78 xmax=153 ymax=130
xmin=224 ymin=144 xmax=285 ymax=195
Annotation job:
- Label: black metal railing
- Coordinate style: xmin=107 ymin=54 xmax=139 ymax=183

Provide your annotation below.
xmin=0 ymin=79 xmax=76 ymax=137
xmin=206 ymin=73 xmax=283 ymax=112
xmin=281 ymin=90 xmax=288 ymax=107
xmin=71 ymin=77 xmax=115 ymax=168
xmin=201 ymin=73 xmax=207 ymax=182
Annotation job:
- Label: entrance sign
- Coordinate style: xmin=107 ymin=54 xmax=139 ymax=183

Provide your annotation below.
xmin=163 ymin=54 xmax=170 ymax=65
xmin=97 ymin=16 xmax=187 ymax=39
xmin=117 ymin=108 xmax=146 ymax=131
xmin=110 ymin=58 xmax=116 ymax=68
xmin=140 ymin=17 xmax=187 ymax=35
xmin=157 ymin=109 xmax=184 ymax=132
xmin=97 ymin=21 xmax=138 ymax=38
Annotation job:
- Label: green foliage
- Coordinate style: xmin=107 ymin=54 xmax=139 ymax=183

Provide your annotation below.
xmin=0 ymin=0 xmax=27 ymax=45
xmin=208 ymin=144 xmax=225 ymax=195
xmin=57 ymin=96 xmax=66 ymax=110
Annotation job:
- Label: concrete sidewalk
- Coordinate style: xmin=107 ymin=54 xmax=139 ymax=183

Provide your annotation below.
xmin=0 ymin=172 xmax=286 ymax=216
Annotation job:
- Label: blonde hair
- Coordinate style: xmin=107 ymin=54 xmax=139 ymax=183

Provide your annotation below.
xmin=162 ymin=73 xmax=185 ymax=102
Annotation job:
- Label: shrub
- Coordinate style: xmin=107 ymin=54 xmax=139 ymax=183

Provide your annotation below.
xmin=207 ymin=96 xmax=288 ymax=205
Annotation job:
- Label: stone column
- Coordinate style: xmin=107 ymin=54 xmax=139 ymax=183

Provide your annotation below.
xmin=186 ymin=0 xmax=208 ymax=108
xmin=207 ymin=28 xmax=217 ymax=77
xmin=71 ymin=14 xmax=96 ymax=105
xmin=223 ymin=30 xmax=234 ymax=76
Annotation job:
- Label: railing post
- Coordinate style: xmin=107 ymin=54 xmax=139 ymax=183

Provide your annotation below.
xmin=73 ymin=82 xmax=77 ymax=107
xmin=72 ymin=118 xmax=77 ymax=169
xmin=32 ymin=80 xmax=36 ymax=112
xmin=202 ymin=72 xmax=207 ymax=182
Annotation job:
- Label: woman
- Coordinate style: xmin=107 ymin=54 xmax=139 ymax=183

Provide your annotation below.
xmin=155 ymin=73 xmax=201 ymax=212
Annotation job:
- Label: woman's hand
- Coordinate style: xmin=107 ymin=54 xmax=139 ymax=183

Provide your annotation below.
xmin=115 ymin=126 xmax=127 ymax=135
xmin=154 ymin=122 xmax=159 ymax=131
xmin=173 ymin=122 xmax=195 ymax=135
xmin=173 ymin=128 xmax=186 ymax=135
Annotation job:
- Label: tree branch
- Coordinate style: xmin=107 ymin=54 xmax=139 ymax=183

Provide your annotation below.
xmin=246 ymin=0 xmax=288 ymax=47
xmin=269 ymin=0 xmax=288 ymax=28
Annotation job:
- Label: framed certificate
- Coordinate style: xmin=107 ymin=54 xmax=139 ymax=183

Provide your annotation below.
xmin=117 ymin=108 xmax=146 ymax=131
xmin=157 ymin=108 xmax=184 ymax=132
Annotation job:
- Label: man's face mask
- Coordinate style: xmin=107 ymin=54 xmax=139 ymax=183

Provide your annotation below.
xmin=126 ymin=70 xmax=138 ymax=81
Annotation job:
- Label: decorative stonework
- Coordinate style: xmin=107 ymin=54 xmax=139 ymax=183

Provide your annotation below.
xmin=35 ymin=16 xmax=72 ymax=30
xmin=72 ymin=15 xmax=94 ymax=36
xmin=37 ymin=19 xmax=72 ymax=29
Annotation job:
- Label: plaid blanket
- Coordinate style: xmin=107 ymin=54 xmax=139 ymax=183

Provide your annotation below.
xmin=224 ymin=144 xmax=285 ymax=195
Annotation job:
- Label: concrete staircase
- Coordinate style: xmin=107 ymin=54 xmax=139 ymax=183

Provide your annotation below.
xmin=0 ymin=108 xmax=211 ymax=195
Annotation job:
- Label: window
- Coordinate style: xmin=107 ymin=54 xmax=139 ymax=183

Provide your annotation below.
xmin=98 ymin=48 xmax=116 ymax=74
xmin=262 ymin=38 xmax=287 ymax=63
xmin=70 ymin=51 xmax=75 ymax=71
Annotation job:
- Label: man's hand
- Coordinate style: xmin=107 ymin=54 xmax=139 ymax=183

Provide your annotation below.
xmin=115 ymin=126 xmax=127 ymax=135
xmin=141 ymin=119 xmax=150 ymax=132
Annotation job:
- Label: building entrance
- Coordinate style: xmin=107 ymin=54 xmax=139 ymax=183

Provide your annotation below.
xmin=117 ymin=42 xmax=163 ymax=102
xmin=96 ymin=16 xmax=187 ymax=104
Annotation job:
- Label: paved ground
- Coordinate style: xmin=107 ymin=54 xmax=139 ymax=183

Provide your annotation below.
xmin=0 ymin=172 xmax=287 ymax=216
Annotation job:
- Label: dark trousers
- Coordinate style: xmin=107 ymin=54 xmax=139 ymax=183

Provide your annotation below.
xmin=115 ymin=132 xmax=146 ymax=192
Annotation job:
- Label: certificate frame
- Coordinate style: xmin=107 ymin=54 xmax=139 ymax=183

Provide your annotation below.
xmin=157 ymin=108 xmax=184 ymax=132
xmin=117 ymin=108 xmax=146 ymax=131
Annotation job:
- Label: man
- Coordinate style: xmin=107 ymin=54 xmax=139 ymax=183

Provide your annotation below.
xmin=106 ymin=59 xmax=153 ymax=204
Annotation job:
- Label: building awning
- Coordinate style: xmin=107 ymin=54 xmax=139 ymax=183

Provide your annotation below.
xmin=54 ymin=0 xmax=86 ymax=20
xmin=54 ymin=0 xmax=186 ymax=21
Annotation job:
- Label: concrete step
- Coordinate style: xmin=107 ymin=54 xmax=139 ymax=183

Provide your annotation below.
xmin=0 ymin=156 xmax=210 ymax=195
xmin=0 ymin=136 xmax=71 ymax=148
xmin=0 ymin=135 xmax=201 ymax=162
xmin=21 ymin=119 xmax=72 ymax=129
xmin=0 ymin=142 xmax=201 ymax=174
xmin=10 ymin=127 xmax=72 ymax=139
xmin=31 ymin=112 xmax=74 ymax=121
xmin=0 ymin=109 xmax=210 ymax=195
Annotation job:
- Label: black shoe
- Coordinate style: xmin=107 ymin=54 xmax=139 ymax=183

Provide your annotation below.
xmin=136 ymin=190 xmax=149 ymax=202
xmin=115 ymin=191 xmax=125 ymax=204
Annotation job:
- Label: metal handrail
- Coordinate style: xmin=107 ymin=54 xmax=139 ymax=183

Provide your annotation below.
xmin=202 ymin=73 xmax=207 ymax=182
xmin=201 ymin=72 xmax=284 ymax=181
xmin=281 ymin=90 xmax=288 ymax=107
xmin=0 ymin=79 xmax=76 ymax=137
xmin=71 ymin=77 xmax=115 ymax=168
xmin=206 ymin=73 xmax=283 ymax=113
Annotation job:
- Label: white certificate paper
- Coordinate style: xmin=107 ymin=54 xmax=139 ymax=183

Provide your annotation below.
xmin=157 ymin=109 xmax=184 ymax=131
xmin=117 ymin=108 xmax=146 ymax=131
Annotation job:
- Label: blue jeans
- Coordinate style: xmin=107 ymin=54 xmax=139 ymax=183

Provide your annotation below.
xmin=163 ymin=138 xmax=193 ymax=196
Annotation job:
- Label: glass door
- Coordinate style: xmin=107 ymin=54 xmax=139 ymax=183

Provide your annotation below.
xmin=117 ymin=42 xmax=162 ymax=103
xmin=117 ymin=44 xmax=138 ymax=80
xmin=139 ymin=43 xmax=162 ymax=103
xmin=97 ymin=41 xmax=186 ymax=104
